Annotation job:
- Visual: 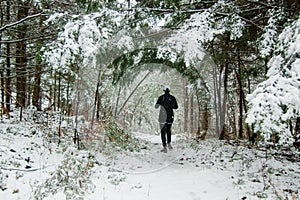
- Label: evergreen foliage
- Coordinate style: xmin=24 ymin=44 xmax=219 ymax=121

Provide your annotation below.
xmin=246 ymin=17 xmax=300 ymax=144
xmin=0 ymin=0 xmax=299 ymax=144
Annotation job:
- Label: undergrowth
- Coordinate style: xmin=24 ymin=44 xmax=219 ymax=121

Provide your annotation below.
xmin=33 ymin=147 xmax=97 ymax=200
xmin=104 ymin=120 xmax=141 ymax=152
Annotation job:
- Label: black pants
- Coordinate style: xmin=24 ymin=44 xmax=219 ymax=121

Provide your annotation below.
xmin=160 ymin=123 xmax=172 ymax=147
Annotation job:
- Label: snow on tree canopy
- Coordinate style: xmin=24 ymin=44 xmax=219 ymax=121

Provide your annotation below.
xmin=258 ymin=8 xmax=286 ymax=58
xmin=42 ymin=9 xmax=124 ymax=72
xmin=157 ymin=10 xmax=224 ymax=67
xmin=246 ymin=17 xmax=300 ymax=144
xmin=42 ymin=5 xmax=249 ymax=79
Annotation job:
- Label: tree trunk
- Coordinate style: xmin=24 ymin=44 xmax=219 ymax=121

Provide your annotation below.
xmin=219 ymin=33 xmax=230 ymax=140
xmin=236 ymin=51 xmax=247 ymax=139
xmin=15 ymin=1 xmax=29 ymax=107
xmin=195 ymin=87 xmax=202 ymax=135
xmin=58 ymin=72 xmax=61 ymax=110
xmin=190 ymin=93 xmax=194 ymax=134
xmin=213 ymin=64 xmax=220 ymax=137
xmin=5 ymin=0 xmax=11 ymax=112
xmin=66 ymin=73 xmax=71 ymax=116
xmin=234 ymin=86 xmax=239 ymax=139
xmin=114 ymin=85 xmax=121 ymax=117
xmin=91 ymin=68 xmax=102 ymax=128
xmin=293 ymin=117 xmax=300 ymax=148
xmin=33 ymin=62 xmax=42 ymax=110
xmin=219 ymin=63 xmax=228 ymax=140
xmin=97 ymin=92 xmax=101 ymax=120
xmin=6 ymin=40 xmax=11 ymax=111
xmin=33 ymin=14 xmax=45 ymax=111
xmin=238 ymin=55 xmax=243 ymax=139
xmin=0 ymin=1 xmax=3 ymax=113
xmin=53 ymin=72 xmax=57 ymax=111
xmin=184 ymin=80 xmax=189 ymax=133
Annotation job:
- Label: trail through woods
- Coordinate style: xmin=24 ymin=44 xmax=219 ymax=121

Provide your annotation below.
xmin=0 ymin=123 xmax=299 ymax=200
xmin=88 ymin=132 xmax=300 ymax=200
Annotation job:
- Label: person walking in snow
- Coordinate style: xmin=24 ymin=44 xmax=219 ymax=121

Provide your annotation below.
xmin=155 ymin=85 xmax=178 ymax=153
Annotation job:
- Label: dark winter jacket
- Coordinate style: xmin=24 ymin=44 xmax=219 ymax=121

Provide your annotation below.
xmin=155 ymin=92 xmax=178 ymax=123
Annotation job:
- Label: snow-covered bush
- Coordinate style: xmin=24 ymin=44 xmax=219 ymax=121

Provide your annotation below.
xmin=104 ymin=119 xmax=141 ymax=152
xmin=33 ymin=147 xmax=96 ymax=199
xmin=246 ymin=17 xmax=300 ymax=144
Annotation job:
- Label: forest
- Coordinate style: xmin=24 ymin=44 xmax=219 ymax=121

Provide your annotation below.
xmin=0 ymin=0 xmax=299 ymax=144
xmin=0 ymin=0 xmax=300 ymax=199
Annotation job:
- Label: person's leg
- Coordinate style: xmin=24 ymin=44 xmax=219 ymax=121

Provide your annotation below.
xmin=160 ymin=123 xmax=168 ymax=153
xmin=166 ymin=123 xmax=172 ymax=144
xmin=160 ymin=123 xmax=167 ymax=147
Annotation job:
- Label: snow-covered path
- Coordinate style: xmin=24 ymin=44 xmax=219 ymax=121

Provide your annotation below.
xmin=88 ymin=133 xmax=243 ymax=200
xmin=87 ymin=132 xmax=300 ymax=200
xmin=1 ymin=124 xmax=299 ymax=200
xmin=91 ymin=166 xmax=239 ymax=200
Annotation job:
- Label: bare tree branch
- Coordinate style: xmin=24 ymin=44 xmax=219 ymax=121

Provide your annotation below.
xmin=117 ymin=71 xmax=151 ymax=116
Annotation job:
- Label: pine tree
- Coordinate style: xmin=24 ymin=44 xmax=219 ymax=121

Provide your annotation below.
xmin=246 ymin=17 xmax=300 ymax=144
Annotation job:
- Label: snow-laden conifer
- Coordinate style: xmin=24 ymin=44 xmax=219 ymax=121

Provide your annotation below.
xmin=246 ymin=17 xmax=300 ymax=144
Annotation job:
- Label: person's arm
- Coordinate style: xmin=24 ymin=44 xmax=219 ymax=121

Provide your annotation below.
xmin=155 ymin=96 xmax=161 ymax=109
xmin=172 ymin=96 xmax=178 ymax=109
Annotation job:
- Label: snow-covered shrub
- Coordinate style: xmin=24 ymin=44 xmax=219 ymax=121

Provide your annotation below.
xmin=104 ymin=119 xmax=140 ymax=152
xmin=33 ymin=147 xmax=96 ymax=199
xmin=246 ymin=17 xmax=300 ymax=144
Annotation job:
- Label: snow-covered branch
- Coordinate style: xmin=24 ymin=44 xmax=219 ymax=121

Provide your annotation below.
xmin=246 ymin=17 xmax=300 ymax=144
xmin=0 ymin=12 xmax=45 ymax=32
xmin=0 ymin=34 xmax=56 ymax=44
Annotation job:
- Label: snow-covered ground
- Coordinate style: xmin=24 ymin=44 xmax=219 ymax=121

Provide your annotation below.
xmin=1 ymin=122 xmax=300 ymax=200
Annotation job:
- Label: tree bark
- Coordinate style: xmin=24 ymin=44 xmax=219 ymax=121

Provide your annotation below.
xmin=195 ymin=86 xmax=202 ymax=134
xmin=213 ymin=64 xmax=220 ymax=137
xmin=33 ymin=14 xmax=45 ymax=111
xmin=184 ymin=80 xmax=189 ymax=133
xmin=4 ymin=0 xmax=11 ymax=112
xmin=0 ymin=1 xmax=3 ymax=113
xmin=219 ymin=63 xmax=228 ymax=140
xmin=15 ymin=0 xmax=29 ymax=107
xmin=91 ymin=68 xmax=102 ymax=128
xmin=190 ymin=93 xmax=194 ymax=134
xmin=33 ymin=63 xmax=41 ymax=110
xmin=57 ymin=72 xmax=61 ymax=110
